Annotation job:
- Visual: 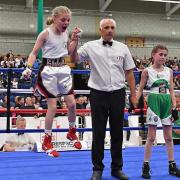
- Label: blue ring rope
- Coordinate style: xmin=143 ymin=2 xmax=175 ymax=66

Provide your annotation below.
xmin=0 ymin=126 xmax=180 ymax=133
xmin=0 ymin=68 xmax=180 ymax=75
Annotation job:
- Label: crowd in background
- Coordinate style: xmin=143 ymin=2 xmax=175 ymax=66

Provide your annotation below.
xmin=0 ymin=51 xmax=180 ymax=114
xmin=0 ymin=50 xmax=179 ymax=147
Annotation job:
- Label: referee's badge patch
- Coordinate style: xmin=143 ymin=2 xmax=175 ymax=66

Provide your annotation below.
xmin=114 ymin=56 xmax=124 ymax=66
xmin=116 ymin=56 xmax=124 ymax=61
xmin=63 ymin=42 xmax=67 ymax=49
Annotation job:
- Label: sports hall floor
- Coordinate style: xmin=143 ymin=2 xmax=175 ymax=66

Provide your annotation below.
xmin=0 ymin=145 xmax=180 ymax=180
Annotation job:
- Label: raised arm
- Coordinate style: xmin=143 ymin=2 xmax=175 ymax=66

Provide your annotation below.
xmin=68 ymin=27 xmax=82 ymax=62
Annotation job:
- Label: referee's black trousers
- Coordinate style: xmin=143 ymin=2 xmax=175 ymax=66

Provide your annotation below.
xmin=89 ymin=88 xmax=125 ymax=171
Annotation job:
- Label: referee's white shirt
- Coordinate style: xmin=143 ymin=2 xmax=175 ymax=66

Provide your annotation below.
xmin=77 ymin=38 xmax=135 ymax=92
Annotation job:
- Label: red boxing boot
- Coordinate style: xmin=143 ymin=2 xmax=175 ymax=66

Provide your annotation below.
xmin=67 ymin=127 xmax=82 ymax=149
xmin=42 ymin=134 xmax=60 ymax=157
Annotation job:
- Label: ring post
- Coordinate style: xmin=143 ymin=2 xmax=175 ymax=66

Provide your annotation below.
xmin=6 ymin=69 xmax=12 ymax=132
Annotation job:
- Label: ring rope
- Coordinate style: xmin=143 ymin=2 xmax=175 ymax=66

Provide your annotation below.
xmin=0 ymin=68 xmax=180 ymax=75
xmin=0 ymin=108 xmax=179 ymax=113
xmin=0 ymin=108 xmax=180 ymax=134
xmin=0 ymin=126 xmax=180 ymax=134
xmin=0 ymin=89 xmax=180 ymax=95
xmin=0 ymin=89 xmax=90 ymax=94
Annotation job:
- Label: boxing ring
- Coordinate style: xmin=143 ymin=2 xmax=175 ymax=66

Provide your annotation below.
xmin=0 ymin=68 xmax=180 ymax=180
xmin=0 ymin=146 xmax=180 ymax=180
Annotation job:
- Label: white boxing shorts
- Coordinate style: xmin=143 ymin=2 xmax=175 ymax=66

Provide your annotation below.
xmin=34 ymin=65 xmax=73 ymax=98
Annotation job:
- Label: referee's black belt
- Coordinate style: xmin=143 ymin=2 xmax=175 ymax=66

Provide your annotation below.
xmin=90 ymin=87 xmax=125 ymax=94
xmin=42 ymin=57 xmax=65 ymax=67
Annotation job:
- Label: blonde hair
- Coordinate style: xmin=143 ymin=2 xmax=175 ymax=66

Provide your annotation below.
xmin=99 ymin=18 xmax=116 ymax=29
xmin=46 ymin=17 xmax=54 ymax=25
xmin=46 ymin=6 xmax=72 ymax=25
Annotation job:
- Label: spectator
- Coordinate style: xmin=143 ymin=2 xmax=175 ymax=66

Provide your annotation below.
xmin=20 ymin=96 xmax=36 ymax=117
xmin=14 ymin=96 xmax=25 ymax=109
xmin=14 ymin=54 xmax=24 ymax=68
xmin=0 ymin=95 xmax=15 ymax=108
xmin=0 ymin=116 xmax=36 ymax=152
xmin=76 ymin=96 xmax=87 ymax=140
xmin=76 ymin=95 xmax=86 ymax=109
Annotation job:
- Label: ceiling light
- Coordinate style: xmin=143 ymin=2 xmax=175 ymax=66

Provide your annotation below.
xmin=44 ymin=9 xmax=50 ymax=13
xmin=29 ymin=24 xmax=35 ymax=29
xmin=139 ymin=0 xmax=180 ymax=3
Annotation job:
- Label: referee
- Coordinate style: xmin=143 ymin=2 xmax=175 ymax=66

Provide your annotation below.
xmin=73 ymin=18 xmax=137 ymax=180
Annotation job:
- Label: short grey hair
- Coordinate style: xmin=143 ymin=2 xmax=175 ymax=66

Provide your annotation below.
xmin=99 ymin=18 xmax=116 ymax=29
xmin=16 ymin=115 xmax=25 ymax=121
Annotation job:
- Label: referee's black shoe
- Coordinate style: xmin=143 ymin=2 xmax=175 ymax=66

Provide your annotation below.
xmin=91 ymin=170 xmax=102 ymax=180
xmin=111 ymin=170 xmax=129 ymax=180
xmin=142 ymin=162 xmax=151 ymax=179
xmin=169 ymin=162 xmax=180 ymax=177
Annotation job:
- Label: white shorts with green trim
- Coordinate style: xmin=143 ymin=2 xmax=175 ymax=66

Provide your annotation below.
xmin=146 ymin=107 xmax=172 ymax=126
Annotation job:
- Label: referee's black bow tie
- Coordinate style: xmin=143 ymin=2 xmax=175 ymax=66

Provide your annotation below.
xmin=103 ymin=40 xmax=113 ymax=46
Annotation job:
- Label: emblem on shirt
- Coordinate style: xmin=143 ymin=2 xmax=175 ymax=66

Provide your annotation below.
xmin=159 ymin=83 xmax=167 ymax=94
xmin=116 ymin=56 xmax=124 ymax=61
xmin=114 ymin=56 xmax=124 ymax=66
xmin=153 ymin=116 xmax=158 ymax=122
xmin=149 ymin=116 xmax=152 ymax=121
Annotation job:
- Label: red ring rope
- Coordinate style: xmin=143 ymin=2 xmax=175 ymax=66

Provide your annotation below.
xmin=0 ymin=108 xmax=179 ymax=114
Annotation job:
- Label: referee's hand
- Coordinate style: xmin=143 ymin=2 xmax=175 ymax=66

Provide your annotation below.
xmin=130 ymin=95 xmax=138 ymax=109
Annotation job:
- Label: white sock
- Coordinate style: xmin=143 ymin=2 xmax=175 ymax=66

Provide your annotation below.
xmin=69 ymin=122 xmax=76 ymax=128
xmin=45 ymin=129 xmax=52 ymax=136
